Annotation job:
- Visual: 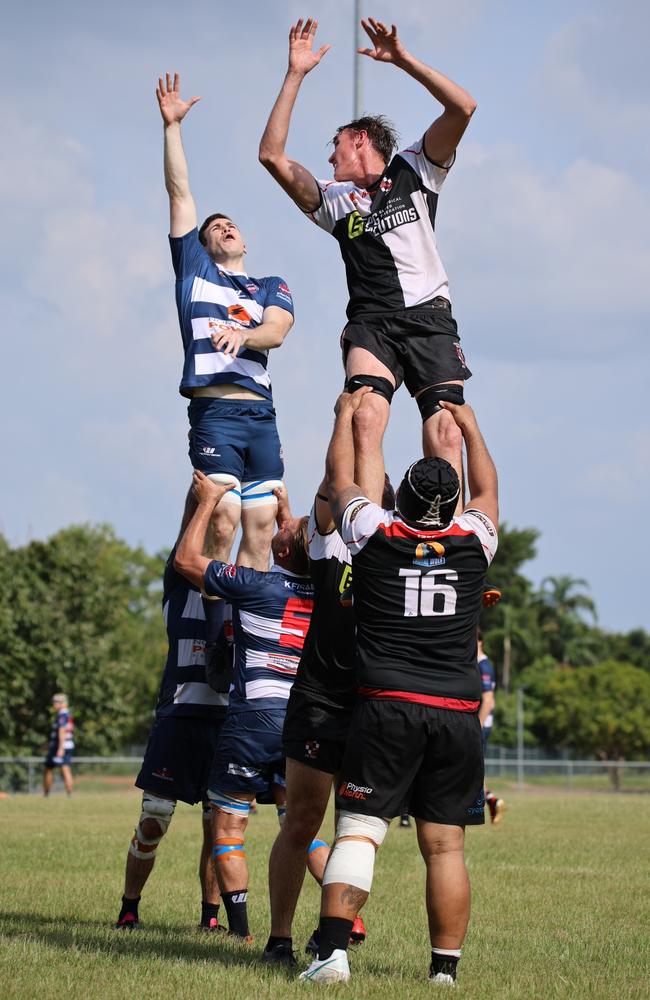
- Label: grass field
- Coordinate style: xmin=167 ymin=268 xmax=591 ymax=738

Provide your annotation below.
xmin=1 ymin=785 xmax=649 ymax=999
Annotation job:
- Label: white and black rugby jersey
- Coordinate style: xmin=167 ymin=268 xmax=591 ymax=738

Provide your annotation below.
xmin=309 ymin=137 xmax=453 ymax=320
xmin=292 ymin=504 xmax=357 ymax=711
xmin=340 ymin=498 xmax=498 ymax=706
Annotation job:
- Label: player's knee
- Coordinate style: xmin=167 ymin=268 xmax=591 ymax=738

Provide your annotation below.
xmin=427 ymin=407 xmax=462 ymax=453
xmin=128 ymin=793 xmax=176 ymax=861
xmin=345 ymin=374 xmax=395 ymax=405
xmin=208 ymin=789 xmax=251 ymax=829
xmin=283 ymin=806 xmax=323 ymax=847
xmin=212 ymin=837 xmax=247 ymax=864
xmin=420 ymin=827 xmax=465 ymax=859
xmin=416 ymin=382 xmax=465 ymax=423
xmin=322 ymin=813 xmax=389 ymax=892
xmin=350 ymin=391 xmax=390 ymax=440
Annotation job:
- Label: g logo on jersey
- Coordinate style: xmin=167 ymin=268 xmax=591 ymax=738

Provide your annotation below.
xmin=347 ymin=211 xmax=365 ymax=239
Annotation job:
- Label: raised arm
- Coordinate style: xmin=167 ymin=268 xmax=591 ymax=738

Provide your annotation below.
xmin=174 ymin=471 xmax=234 ymax=588
xmin=358 ymin=18 xmax=476 ymax=165
xmin=259 ymin=18 xmax=330 ymax=213
xmin=440 ymin=402 xmax=498 ymax=527
xmin=325 ymin=388 xmax=372 ymax=530
xmin=156 ymin=72 xmax=201 ymax=237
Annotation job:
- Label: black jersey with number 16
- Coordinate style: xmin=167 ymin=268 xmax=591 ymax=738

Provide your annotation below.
xmin=340 ymin=498 xmax=498 ymax=707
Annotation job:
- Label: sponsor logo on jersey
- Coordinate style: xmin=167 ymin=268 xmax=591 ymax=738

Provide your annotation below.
xmin=227 ymin=763 xmax=261 ymax=778
xmin=305 ymin=740 xmax=320 ymax=760
xmin=217 ymin=564 xmax=237 ymax=578
xmin=202 ymin=446 xmax=218 ymax=455
xmin=227 ymin=303 xmax=252 ymax=325
xmin=364 ymin=204 xmax=419 ymax=237
xmin=413 ymin=540 xmax=446 ymax=567
xmin=338 ymin=781 xmax=373 ymax=800
xmin=347 ymin=211 xmax=366 ymax=239
xmin=466 ymin=510 xmax=495 ymax=536
xmin=380 ymin=177 xmax=393 ymax=192
xmin=246 ymin=283 xmax=259 ymax=294
xmin=191 ymin=639 xmax=206 ymax=654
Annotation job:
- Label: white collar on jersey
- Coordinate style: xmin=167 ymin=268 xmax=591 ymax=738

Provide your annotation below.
xmin=270 ymin=563 xmax=310 ymax=579
xmin=219 ymin=264 xmax=248 ymax=277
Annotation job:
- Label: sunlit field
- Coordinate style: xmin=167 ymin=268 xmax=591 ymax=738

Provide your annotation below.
xmin=1 ymin=785 xmax=648 ymax=999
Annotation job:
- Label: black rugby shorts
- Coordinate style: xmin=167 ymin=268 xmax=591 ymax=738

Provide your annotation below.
xmin=283 ymin=687 xmax=354 ymax=776
xmin=341 ymin=303 xmax=471 ymax=395
xmin=334 ymin=698 xmax=485 ymax=825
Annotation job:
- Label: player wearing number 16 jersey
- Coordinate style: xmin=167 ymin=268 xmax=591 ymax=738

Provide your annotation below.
xmin=300 ymin=392 xmax=498 ymax=987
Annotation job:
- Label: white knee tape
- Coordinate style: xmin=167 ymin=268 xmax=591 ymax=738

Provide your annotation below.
xmin=322 ymin=839 xmax=376 ymax=893
xmin=207 ymin=473 xmax=242 ymax=507
xmin=128 ymin=794 xmax=176 ymax=860
xmin=336 ymin=811 xmax=389 ymax=848
xmin=207 ymin=788 xmax=251 ymax=818
xmin=240 ymin=479 xmax=283 ymax=509
xmin=321 ymin=812 xmax=389 ymax=893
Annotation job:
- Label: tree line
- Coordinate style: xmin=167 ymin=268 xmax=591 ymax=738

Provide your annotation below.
xmin=0 ymin=522 xmax=649 ymax=774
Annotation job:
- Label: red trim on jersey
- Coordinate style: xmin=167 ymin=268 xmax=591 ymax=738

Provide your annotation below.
xmin=358 ymin=687 xmax=480 ymax=712
xmin=379 ymin=521 xmax=473 ymax=541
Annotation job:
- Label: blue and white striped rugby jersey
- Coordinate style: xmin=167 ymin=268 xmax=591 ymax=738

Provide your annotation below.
xmin=203 ymin=562 xmax=314 ymax=714
xmin=49 ymin=710 xmax=75 ymax=752
xmin=169 ymin=228 xmax=294 ymax=400
xmin=156 ymin=548 xmax=228 ymax=719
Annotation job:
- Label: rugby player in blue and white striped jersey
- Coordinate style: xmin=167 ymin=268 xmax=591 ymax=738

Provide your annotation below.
xmin=156 ymin=72 xmax=294 ymax=578
xmin=174 ymin=471 xmax=326 ymax=942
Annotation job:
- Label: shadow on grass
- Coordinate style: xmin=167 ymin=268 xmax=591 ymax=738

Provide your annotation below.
xmin=0 ymin=909 xmax=296 ymax=978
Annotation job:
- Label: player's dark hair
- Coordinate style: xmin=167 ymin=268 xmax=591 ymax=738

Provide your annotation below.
xmin=381 ymin=474 xmax=395 ymax=511
xmin=334 ymin=115 xmax=399 ymax=165
xmin=198 ymin=213 xmax=232 ymax=246
xmin=396 ymin=458 xmax=460 ymax=529
xmin=288 ymin=516 xmax=310 ymax=576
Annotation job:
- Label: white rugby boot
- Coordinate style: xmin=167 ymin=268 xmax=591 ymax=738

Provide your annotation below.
xmin=299 ymin=948 xmax=350 ymax=983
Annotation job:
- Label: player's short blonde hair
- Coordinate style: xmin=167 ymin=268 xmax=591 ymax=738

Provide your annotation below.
xmin=52 ymin=692 xmax=68 ymax=704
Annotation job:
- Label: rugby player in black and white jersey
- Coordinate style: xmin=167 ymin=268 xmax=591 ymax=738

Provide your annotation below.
xmin=299 ymin=387 xmax=498 ymax=985
xmin=260 ymin=16 xmax=476 ymax=507
xmin=262 ymin=464 xmax=394 ymax=965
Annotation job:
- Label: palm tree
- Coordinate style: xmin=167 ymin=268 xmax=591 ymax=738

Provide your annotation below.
xmin=536 ymin=576 xmax=598 ymax=664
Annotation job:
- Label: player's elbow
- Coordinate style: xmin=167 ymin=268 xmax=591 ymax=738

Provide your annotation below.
xmin=461 ymin=95 xmax=477 ymax=119
xmin=258 ymin=144 xmax=280 ymax=170
xmin=173 ymin=551 xmax=193 ymax=579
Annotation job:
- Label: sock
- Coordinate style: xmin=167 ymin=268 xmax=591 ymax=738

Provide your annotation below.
xmin=222 ymin=889 xmax=250 ymax=937
xmin=318 ymin=916 xmax=353 ymax=960
xmin=200 ymin=901 xmax=220 ymax=926
xmin=430 ymin=948 xmax=461 ymax=980
xmin=265 ymin=935 xmax=292 ymax=952
xmin=117 ymin=895 xmax=140 ymax=922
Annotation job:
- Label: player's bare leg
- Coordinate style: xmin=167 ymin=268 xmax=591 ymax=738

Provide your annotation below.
xmin=419 ymin=382 xmax=464 ymax=513
xmin=345 ymin=346 xmax=394 ymax=505
xmin=237 ymin=502 xmax=277 ymax=570
xmin=116 ymin=792 xmax=176 ymax=928
xmin=60 ymin=764 xmax=74 ymax=795
xmin=211 ymin=796 xmax=254 ymax=939
xmin=42 ymin=767 xmax=54 ymax=796
xmin=199 ymin=802 xmax=223 ymax=929
xmin=416 ymin=819 xmax=469 ymax=984
xmin=268 ymin=759 xmax=333 ymax=940
xmin=191 ymin=486 xmax=240 ymax=563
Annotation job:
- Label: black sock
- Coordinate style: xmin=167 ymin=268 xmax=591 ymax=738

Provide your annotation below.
xmin=430 ymin=950 xmax=460 ymax=980
xmin=318 ymin=916 xmax=353 ymax=960
xmin=117 ymin=895 xmax=140 ymax=921
xmin=265 ymin=935 xmax=292 ymax=952
xmin=222 ymin=889 xmax=250 ymax=937
xmin=200 ymin=901 xmax=220 ymax=926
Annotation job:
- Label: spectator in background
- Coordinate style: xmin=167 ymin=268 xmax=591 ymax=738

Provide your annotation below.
xmin=477 ymin=630 xmax=505 ymax=824
xmin=43 ymin=693 xmax=74 ymax=797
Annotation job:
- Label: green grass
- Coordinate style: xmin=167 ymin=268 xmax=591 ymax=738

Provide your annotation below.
xmin=1 ymin=787 xmax=649 ymax=999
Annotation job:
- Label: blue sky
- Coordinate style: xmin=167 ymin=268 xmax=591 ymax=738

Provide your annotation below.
xmin=1 ymin=1 xmax=648 ymax=631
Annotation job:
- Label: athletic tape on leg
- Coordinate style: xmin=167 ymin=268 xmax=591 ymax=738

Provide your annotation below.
xmin=240 ymin=479 xmax=283 ymax=509
xmin=212 ymin=838 xmax=246 ymax=861
xmin=207 ymin=788 xmax=251 ymax=817
xmin=207 ymin=473 xmax=242 ymax=507
xmin=128 ymin=793 xmax=176 ymax=860
xmin=345 ymin=374 xmax=394 ymax=404
xmin=416 ymin=383 xmax=465 ymax=422
xmin=322 ymin=812 xmax=389 ymax=892
xmin=308 ymin=839 xmax=329 ymax=855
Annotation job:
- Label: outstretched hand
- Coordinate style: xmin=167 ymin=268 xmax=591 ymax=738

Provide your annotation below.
xmin=156 ymin=72 xmax=201 ymax=126
xmin=440 ymin=399 xmax=476 ymax=432
xmin=358 ymin=17 xmax=407 ymax=65
xmin=288 ymin=17 xmax=331 ymax=76
xmin=334 ymin=385 xmax=373 ymax=418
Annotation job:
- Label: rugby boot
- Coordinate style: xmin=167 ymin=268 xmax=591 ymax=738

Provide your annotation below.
xmin=299 ymin=949 xmax=351 ymax=983
xmin=428 ymin=971 xmax=457 ymax=987
xmin=482 ymin=583 xmax=502 ymax=608
xmin=114 ymin=911 xmax=139 ymax=930
xmin=399 ymin=813 xmax=412 ymax=828
xmin=200 ymin=916 xmax=227 ymax=932
xmin=262 ymin=940 xmax=297 ymax=965
xmin=349 ymin=916 xmax=366 ymax=945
